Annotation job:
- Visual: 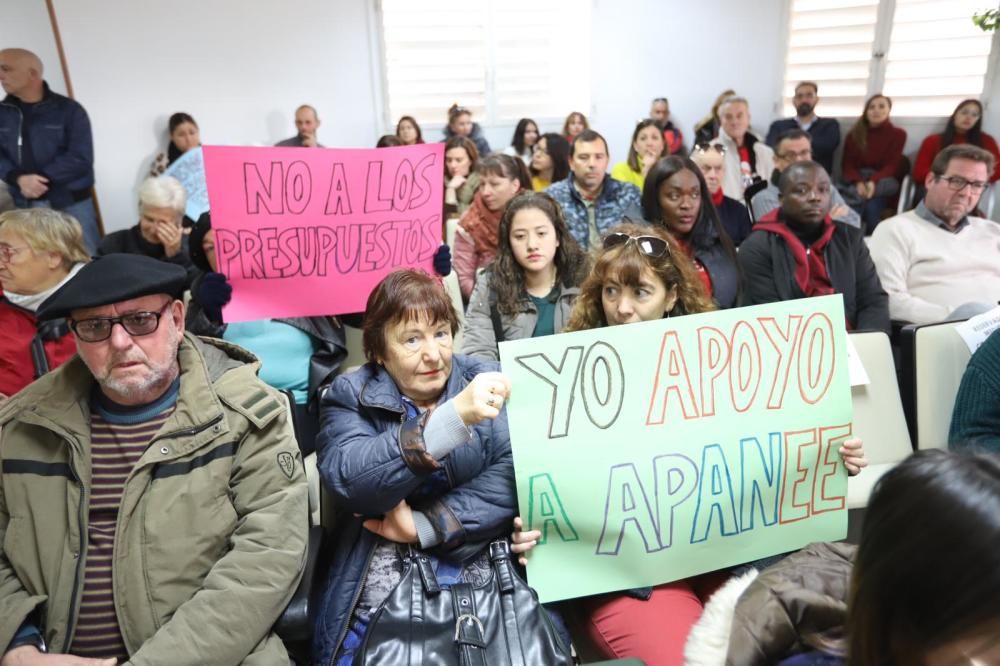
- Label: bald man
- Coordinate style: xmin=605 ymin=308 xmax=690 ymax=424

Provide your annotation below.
xmin=0 ymin=48 xmax=100 ymax=252
xmin=275 ymin=104 xmax=324 ymax=148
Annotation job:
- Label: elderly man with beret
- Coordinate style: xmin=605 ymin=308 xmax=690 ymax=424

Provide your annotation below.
xmin=0 ymin=254 xmax=308 ymax=665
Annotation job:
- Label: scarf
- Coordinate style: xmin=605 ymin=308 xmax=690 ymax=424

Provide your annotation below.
xmin=458 ymin=191 xmax=503 ymax=254
xmin=711 ymin=188 xmax=724 ymax=207
xmin=754 ymin=213 xmax=836 ymax=298
xmin=4 ymin=262 xmax=85 ymax=312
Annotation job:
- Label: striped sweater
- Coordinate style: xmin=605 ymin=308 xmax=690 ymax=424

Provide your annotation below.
xmin=69 ymin=382 xmax=178 ymax=660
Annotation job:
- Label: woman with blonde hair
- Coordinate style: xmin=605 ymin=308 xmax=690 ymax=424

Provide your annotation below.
xmin=0 ymin=208 xmax=89 ymax=397
xmin=694 ymin=89 xmax=735 ymax=146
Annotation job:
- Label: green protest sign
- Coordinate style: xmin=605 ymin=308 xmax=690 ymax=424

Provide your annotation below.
xmin=498 ymin=295 xmax=852 ymax=603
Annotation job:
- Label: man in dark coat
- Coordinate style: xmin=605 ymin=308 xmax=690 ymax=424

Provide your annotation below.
xmin=738 ymin=161 xmax=889 ymax=333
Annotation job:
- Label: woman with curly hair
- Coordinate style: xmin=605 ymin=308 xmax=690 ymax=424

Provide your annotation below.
xmin=460 ymin=192 xmax=589 ymax=360
xmin=564 ymin=221 xmax=714 ymax=331
xmin=514 ymin=220 xmax=866 ymax=666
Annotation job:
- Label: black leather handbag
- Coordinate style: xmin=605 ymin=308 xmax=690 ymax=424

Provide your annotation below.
xmin=354 ymin=540 xmax=572 ymax=666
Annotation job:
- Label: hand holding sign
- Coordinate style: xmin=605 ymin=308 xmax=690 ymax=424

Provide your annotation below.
xmin=499 ymin=296 xmax=855 ymax=603
xmin=203 ymin=143 xmax=444 ymax=321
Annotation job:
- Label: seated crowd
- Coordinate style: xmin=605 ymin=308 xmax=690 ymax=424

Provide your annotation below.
xmin=1 ymin=44 xmax=999 ymax=666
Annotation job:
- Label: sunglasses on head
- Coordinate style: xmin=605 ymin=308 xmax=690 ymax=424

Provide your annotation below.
xmin=602 ymin=233 xmax=670 ymax=258
xmin=693 ymin=142 xmax=726 ymax=155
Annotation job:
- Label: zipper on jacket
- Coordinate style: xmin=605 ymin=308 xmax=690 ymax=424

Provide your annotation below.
xmin=331 ymin=542 xmax=379 ymax=665
xmin=64 ymin=463 xmax=87 ymax=651
xmin=152 ymin=413 xmax=224 ymax=443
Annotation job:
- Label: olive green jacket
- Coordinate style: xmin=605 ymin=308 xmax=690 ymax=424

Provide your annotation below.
xmin=0 ymin=333 xmax=308 ymax=664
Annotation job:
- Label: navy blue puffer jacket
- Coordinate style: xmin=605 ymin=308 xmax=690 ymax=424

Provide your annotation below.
xmin=312 ymin=354 xmax=515 ymax=664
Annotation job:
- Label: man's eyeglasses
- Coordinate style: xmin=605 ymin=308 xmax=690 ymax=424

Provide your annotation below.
xmin=0 ymin=245 xmax=30 ymax=263
xmin=693 ymin=142 xmax=726 ymax=155
xmin=69 ymin=301 xmax=172 ymax=343
xmin=778 ymin=148 xmax=813 ymax=161
xmin=603 ymin=233 xmax=670 ymax=258
xmin=935 ymin=175 xmax=988 ymax=194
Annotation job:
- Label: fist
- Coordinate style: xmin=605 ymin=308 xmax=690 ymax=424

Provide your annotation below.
xmin=455 ymin=371 xmax=511 ymax=426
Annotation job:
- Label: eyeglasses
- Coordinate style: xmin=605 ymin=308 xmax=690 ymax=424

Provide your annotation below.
xmin=935 ymin=175 xmax=988 ymax=194
xmin=603 ymin=233 xmax=669 ymax=258
xmin=0 ymin=245 xmax=30 ymax=263
xmin=69 ymin=301 xmax=172 ymax=343
xmin=693 ymin=142 xmax=725 ymax=155
xmin=777 ymin=148 xmax=813 ymax=161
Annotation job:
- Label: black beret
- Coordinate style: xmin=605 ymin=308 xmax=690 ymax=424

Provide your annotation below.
xmin=37 ymin=253 xmax=188 ymax=321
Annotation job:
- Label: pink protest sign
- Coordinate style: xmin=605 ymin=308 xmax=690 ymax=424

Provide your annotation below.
xmin=202 ymin=143 xmax=444 ymax=321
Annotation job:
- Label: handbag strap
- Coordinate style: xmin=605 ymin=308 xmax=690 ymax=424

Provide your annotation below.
xmin=488 ymin=540 xmax=516 ymax=593
xmin=413 ymin=550 xmax=442 ymax=596
xmin=452 ymin=583 xmax=488 ymax=666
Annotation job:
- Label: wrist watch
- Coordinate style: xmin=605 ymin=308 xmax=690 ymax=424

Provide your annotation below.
xmin=6 ymin=632 xmax=46 ymax=654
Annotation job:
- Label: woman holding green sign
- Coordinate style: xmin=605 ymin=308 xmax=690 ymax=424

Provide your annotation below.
xmin=512 ymin=222 xmax=868 ymax=666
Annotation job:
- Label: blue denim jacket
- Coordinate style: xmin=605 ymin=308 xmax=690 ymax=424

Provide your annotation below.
xmin=545 ymin=175 xmax=644 ymax=249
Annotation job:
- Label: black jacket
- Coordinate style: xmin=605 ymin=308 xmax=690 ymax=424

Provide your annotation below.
xmin=98 ymin=225 xmax=194 ymax=276
xmin=716 ymin=194 xmax=753 ymax=246
xmin=0 ymin=82 xmax=94 ymax=208
xmin=738 ymin=219 xmax=889 ymax=333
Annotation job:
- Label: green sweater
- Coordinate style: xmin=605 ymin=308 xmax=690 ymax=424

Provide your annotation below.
xmin=949 ymin=330 xmax=1000 ymax=452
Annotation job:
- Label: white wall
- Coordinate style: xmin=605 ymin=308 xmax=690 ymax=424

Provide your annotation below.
xmin=5 ymin=0 xmax=999 ymax=230
xmin=36 ymin=0 xmax=381 ymax=232
xmin=0 ymin=0 xmax=66 ymax=94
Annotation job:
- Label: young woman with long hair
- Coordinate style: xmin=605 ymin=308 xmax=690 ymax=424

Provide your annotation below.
xmin=840 ymin=94 xmax=906 ymax=232
xmin=503 ymin=118 xmax=540 ymax=165
xmin=641 ymin=155 xmax=741 ymax=309
xmin=395 ymin=115 xmax=424 ymax=145
xmin=611 ymin=119 xmax=666 ymax=189
xmin=443 ymin=136 xmax=480 ymax=218
xmin=913 ymin=99 xmax=1000 ymax=184
xmin=461 ymin=192 xmax=589 ymax=360
xmin=530 ymin=133 xmax=571 ymax=191
xmin=452 ymin=154 xmax=532 ymax=300
xmin=562 ymin=111 xmax=589 ymax=142
xmin=148 ymin=112 xmax=200 ymax=177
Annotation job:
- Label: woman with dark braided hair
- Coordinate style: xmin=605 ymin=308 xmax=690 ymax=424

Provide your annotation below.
xmin=460 ymin=191 xmax=589 ymax=360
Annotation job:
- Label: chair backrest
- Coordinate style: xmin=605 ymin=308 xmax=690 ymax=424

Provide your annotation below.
xmin=900 ymin=319 xmax=973 ymax=450
xmin=982 ymin=181 xmax=996 ymax=220
xmin=442 ymin=270 xmax=465 ymax=349
xmin=896 ymin=173 xmax=914 ymax=214
xmin=342 ymin=324 xmax=367 ymax=372
xmin=849 ymin=331 xmax=913 ymax=464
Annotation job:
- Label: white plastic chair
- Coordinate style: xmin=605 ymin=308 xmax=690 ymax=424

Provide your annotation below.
xmin=846 ymin=331 xmax=913 ymax=509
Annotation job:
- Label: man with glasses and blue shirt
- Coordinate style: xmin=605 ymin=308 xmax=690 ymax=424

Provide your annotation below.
xmin=0 ymin=254 xmax=307 ymax=664
xmin=868 ymin=144 xmax=1000 ymax=325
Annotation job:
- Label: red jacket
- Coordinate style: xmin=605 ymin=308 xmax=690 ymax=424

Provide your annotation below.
xmin=912 ymin=131 xmax=1000 ymax=184
xmin=841 ymin=121 xmax=906 ymax=185
xmin=0 ymin=295 xmax=77 ymax=397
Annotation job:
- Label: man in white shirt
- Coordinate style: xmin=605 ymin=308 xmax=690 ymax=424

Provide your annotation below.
xmin=867 ymin=144 xmax=1000 ymax=324
xmin=710 ymin=96 xmax=774 ymax=202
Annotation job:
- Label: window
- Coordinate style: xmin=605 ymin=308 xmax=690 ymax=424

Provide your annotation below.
xmin=377 ymin=0 xmax=590 ymax=129
xmin=781 ymin=0 xmax=997 ymax=117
